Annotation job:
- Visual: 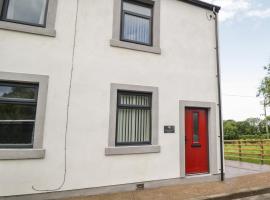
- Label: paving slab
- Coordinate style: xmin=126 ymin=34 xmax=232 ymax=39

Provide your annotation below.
xmin=63 ymin=173 xmax=270 ymax=200
xmin=225 ymin=160 xmax=270 ymax=178
xmin=62 ymin=161 xmax=270 ymax=200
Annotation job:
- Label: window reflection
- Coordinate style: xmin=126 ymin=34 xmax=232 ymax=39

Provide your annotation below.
xmin=4 ymin=0 xmax=48 ymax=26
xmin=0 ymin=82 xmax=38 ymax=147
xmin=0 ymin=122 xmax=34 ymax=145
xmin=0 ymin=84 xmax=37 ymax=100
xmin=0 ymin=104 xmax=36 ymax=120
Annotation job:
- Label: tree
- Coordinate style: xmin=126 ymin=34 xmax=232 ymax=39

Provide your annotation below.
xmin=224 ymin=120 xmax=237 ymax=134
xmin=246 ymin=118 xmax=260 ymax=135
xmin=223 ymin=118 xmax=268 ymax=140
xmin=257 ymin=63 xmax=270 ymax=138
xmin=236 ymin=121 xmax=253 ymax=135
xmin=258 ymin=117 xmax=270 ymax=134
xmin=223 ymin=120 xmax=239 ymax=140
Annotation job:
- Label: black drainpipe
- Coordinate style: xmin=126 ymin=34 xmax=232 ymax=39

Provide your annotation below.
xmin=213 ymin=8 xmax=224 ymax=181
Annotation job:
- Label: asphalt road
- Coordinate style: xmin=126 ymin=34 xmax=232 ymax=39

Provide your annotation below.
xmin=236 ymin=193 xmax=270 ymax=200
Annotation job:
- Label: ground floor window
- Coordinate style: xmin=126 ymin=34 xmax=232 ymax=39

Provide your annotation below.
xmin=0 ymin=82 xmax=38 ymax=148
xmin=116 ymin=91 xmax=152 ymax=146
xmin=105 ymin=83 xmax=160 ymax=155
xmin=0 ymin=72 xmax=48 ymax=160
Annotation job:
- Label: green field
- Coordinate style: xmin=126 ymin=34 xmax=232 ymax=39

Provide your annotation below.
xmin=225 ymin=140 xmax=270 ymax=165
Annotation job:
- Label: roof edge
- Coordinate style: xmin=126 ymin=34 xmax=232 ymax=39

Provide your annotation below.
xmin=179 ymin=0 xmax=221 ymax=12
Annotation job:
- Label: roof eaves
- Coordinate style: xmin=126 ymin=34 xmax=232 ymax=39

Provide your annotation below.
xmin=179 ymin=0 xmax=221 ymax=12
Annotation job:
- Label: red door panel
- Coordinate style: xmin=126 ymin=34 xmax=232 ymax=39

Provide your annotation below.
xmin=185 ymin=108 xmax=209 ymax=174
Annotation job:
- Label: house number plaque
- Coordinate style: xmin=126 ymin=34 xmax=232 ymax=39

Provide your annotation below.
xmin=164 ymin=126 xmax=175 ymax=133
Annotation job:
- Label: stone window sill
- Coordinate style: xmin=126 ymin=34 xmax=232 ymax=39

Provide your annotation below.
xmin=0 ymin=149 xmax=46 ymax=160
xmin=110 ymin=39 xmax=161 ymax=54
xmin=105 ymin=145 xmax=161 ymax=156
xmin=0 ymin=21 xmax=56 ymax=37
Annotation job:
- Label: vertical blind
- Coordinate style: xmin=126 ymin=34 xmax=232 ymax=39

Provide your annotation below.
xmin=122 ymin=1 xmax=152 ymax=45
xmin=116 ymin=92 xmax=152 ymax=145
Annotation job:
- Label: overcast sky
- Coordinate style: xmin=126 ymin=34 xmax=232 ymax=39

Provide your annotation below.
xmin=203 ymin=0 xmax=270 ymax=121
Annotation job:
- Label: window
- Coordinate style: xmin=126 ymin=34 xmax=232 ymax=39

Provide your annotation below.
xmin=121 ymin=1 xmax=153 ymax=46
xmin=0 ymin=0 xmax=57 ymax=36
xmin=105 ymin=83 xmax=160 ymax=155
xmin=0 ymin=72 xmax=48 ymax=160
xmin=116 ymin=91 xmax=152 ymax=145
xmin=0 ymin=82 xmax=38 ymax=148
xmin=111 ymin=0 xmax=161 ymax=54
xmin=1 ymin=0 xmax=48 ymax=27
xmin=193 ymin=112 xmax=199 ymax=143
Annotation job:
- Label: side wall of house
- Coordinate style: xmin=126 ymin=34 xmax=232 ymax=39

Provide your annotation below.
xmin=0 ymin=0 xmax=221 ymax=196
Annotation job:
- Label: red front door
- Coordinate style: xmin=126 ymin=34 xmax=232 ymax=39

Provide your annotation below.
xmin=185 ymin=108 xmax=209 ymax=174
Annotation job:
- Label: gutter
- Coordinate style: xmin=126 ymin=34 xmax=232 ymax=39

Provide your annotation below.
xmin=180 ymin=0 xmax=221 ymax=12
xmin=213 ymin=9 xmax=224 ymax=181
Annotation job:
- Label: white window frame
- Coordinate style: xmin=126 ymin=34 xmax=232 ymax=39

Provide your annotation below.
xmin=105 ymin=83 xmax=160 ymax=156
xmin=0 ymin=72 xmax=49 ymax=160
xmin=110 ymin=0 xmax=161 ymax=54
xmin=0 ymin=0 xmax=58 ymax=37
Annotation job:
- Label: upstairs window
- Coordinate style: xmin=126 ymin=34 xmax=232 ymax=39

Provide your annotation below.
xmin=0 ymin=82 xmax=38 ymax=148
xmin=0 ymin=0 xmax=48 ymax=27
xmin=111 ymin=0 xmax=161 ymax=54
xmin=121 ymin=0 xmax=153 ymax=46
xmin=0 ymin=0 xmax=57 ymax=37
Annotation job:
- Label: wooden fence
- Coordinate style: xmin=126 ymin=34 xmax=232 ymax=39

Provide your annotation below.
xmin=224 ymin=139 xmax=270 ymax=164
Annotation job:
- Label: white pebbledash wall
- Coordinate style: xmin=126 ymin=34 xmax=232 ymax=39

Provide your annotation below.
xmin=0 ymin=0 xmax=221 ymax=197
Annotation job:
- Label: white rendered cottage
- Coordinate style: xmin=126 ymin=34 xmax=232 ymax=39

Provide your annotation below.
xmin=0 ymin=0 xmax=224 ymax=199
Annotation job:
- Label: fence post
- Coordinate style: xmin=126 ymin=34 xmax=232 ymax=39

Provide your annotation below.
xmin=261 ymin=139 xmax=264 ymax=165
xmin=238 ymin=140 xmax=242 ymax=161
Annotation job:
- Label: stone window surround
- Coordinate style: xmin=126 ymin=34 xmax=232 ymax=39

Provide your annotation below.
xmin=110 ymin=0 xmax=161 ymax=54
xmin=0 ymin=71 xmax=49 ymax=160
xmin=179 ymin=100 xmax=219 ymax=177
xmin=0 ymin=0 xmax=58 ymax=37
xmin=105 ymin=83 xmax=160 ymax=155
